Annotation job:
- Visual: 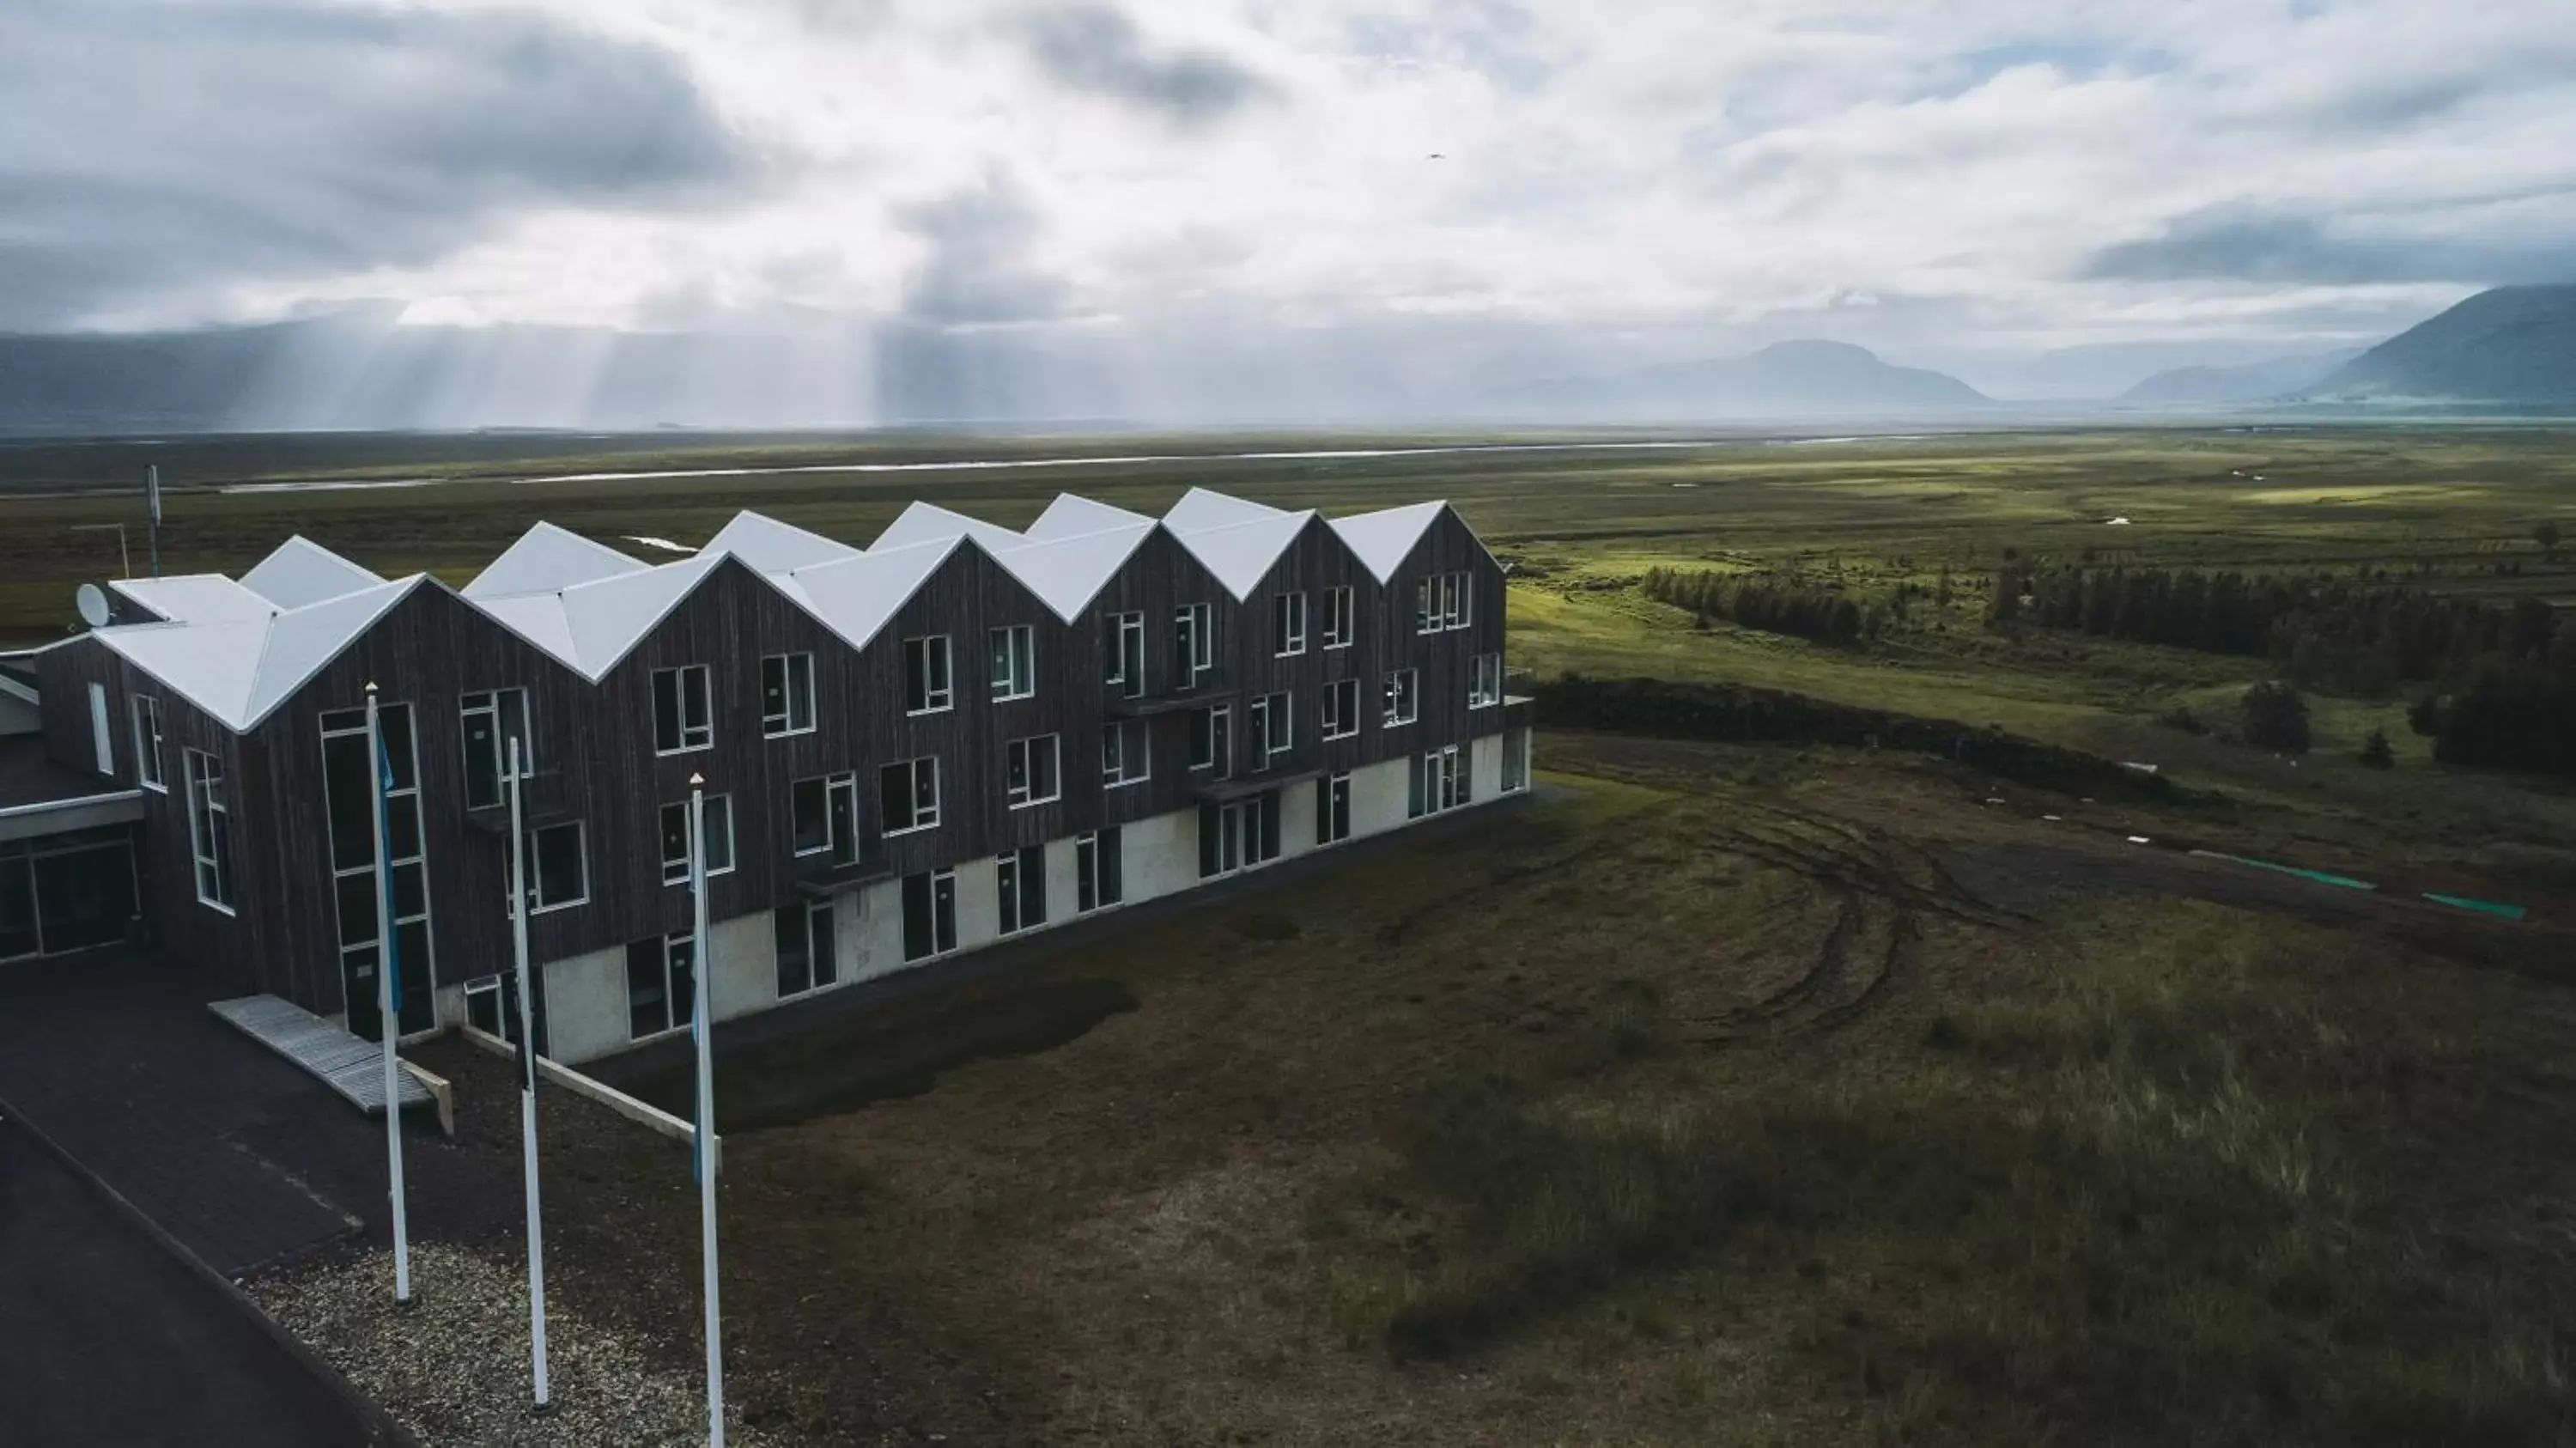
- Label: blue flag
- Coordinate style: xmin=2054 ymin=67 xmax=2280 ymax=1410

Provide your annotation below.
xmin=377 ymin=730 xmax=401 ymax=1008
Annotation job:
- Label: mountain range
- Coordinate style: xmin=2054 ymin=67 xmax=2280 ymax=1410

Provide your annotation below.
xmin=2118 ymin=350 xmax=2363 ymax=406
xmin=1486 ymin=340 xmax=1990 ymax=421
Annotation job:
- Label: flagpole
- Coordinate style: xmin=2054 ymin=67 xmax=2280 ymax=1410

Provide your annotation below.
xmin=366 ymin=684 xmax=413 ymax=1307
xmin=507 ymin=738 xmax=550 ymax=1414
xmin=690 ymin=774 xmax=725 ymax=1447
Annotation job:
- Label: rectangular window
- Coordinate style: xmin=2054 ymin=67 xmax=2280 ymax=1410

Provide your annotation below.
xmin=989 ymin=624 xmax=1036 ymax=701
xmin=1105 ymin=611 xmax=1146 ymax=698
xmin=1415 ymin=577 xmax=1437 ymax=635
xmin=659 ymin=795 xmax=735 ymax=885
xmin=651 ymin=666 xmax=712 ymax=754
xmin=904 ymin=635 xmax=953 ymax=715
xmin=775 ymin=902 xmax=836 ymax=998
xmin=996 ymin=846 xmax=1046 ymax=935
xmin=88 ymin=683 xmax=113 ymax=776
xmin=1469 ymin=653 xmax=1503 ymax=709
xmin=1321 ymin=678 xmax=1359 ymax=740
xmin=1175 ymin=602 xmax=1214 ymax=687
xmin=1189 ymin=703 xmax=1232 ymax=777
xmin=1503 ymin=727 xmax=1530 ymax=793
xmin=1443 ymin=573 xmax=1470 ymax=630
xmin=1418 ymin=573 xmax=1468 ymax=632
xmin=761 ymin=653 xmax=815 ymax=738
xmin=131 ymin=696 xmax=166 ymax=792
xmin=1249 ymin=690 xmax=1291 ymax=764
xmin=1005 ymin=733 xmax=1061 ymax=808
xmin=1316 ymin=771 xmax=1352 ymax=844
xmin=1323 ymin=586 xmax=1353 ymax=649
xmin=524 ymin=821 xmax=587 ymax=912
xmin=1102 ymin=718 xmax=1151 ymax=787
xmin=1273 ymin=591 xmax=1307 ymax=656
xmin=321 ymin=704 xmax=433 ymax=1037
xmin=1383 ymin=668 xmax=1419 ymax=727
xmin=791 ymin=771 xmax=859 ymax=862
xmin=880 ymin=757 xmax=940 ymax=834
xmin=184 ymin=747 xmax=234 ymax=911
xmin=460 ymin=687 xmax=532 ymax=810
xmin=902 ymin=869 xmax=957 ymax=962
xmin=1412 ymin=745 xmax=1468 ymax=818
xmin=1076 ymin=827 xmax=1123 ymax=913
xmin=626 ymin=932 xmax=696 ymax=1040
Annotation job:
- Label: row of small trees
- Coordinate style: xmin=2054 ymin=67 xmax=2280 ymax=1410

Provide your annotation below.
xmin=1639 ymin=567 xmax=1880 ymax=647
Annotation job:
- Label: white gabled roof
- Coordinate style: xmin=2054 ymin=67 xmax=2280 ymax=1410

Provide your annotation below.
xmin=471 ymin=551 xmax=728 ymax=683
xmin=1026 ymin=493 xmax=1152 ymax=540
xmin=1163 ymin=485 xmax=1285 ymax=534
xmin=106 ymin=574 xmax=277 ymax=625
xmin=1170 ymin=510 xmax=1315 ymax=600
xmin=1330 ymin=500 xmax=1449 ymax=582
xmin=465 ymin=522 xmax=648 ymax=599
xmin=786 ymin=538 xmax=962 ymax=651
xmin=701 ymin=511 xmax=861 ymax=575
xmin=94 ymin=575 xmax=426 ymax=731
xmin=994 ymin=522 xmax=1156 ymax=621
xmin=240 ymin=536 xmax=386 ymax=610
xmin=872 ymin=501 xmax=1024 ymax=554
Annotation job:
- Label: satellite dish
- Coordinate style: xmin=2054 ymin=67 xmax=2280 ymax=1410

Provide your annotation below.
xmin=76 ymin=583 xmax=111 ymax=629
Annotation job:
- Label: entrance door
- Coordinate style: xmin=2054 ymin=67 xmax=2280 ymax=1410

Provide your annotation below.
xmin=342 ymin=920 xmax=434 ymax=1043
xmin=30 ymin=843 xmax=137 ymax=955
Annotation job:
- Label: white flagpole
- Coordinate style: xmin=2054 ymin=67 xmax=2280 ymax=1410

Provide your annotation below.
xmin=366 ymin=684 xmax=413 ymax=1307
xmin=507 ymin=739 xmax=550 ymax=1413
xmin=690 ymin=774 xmax=725 ymax=1447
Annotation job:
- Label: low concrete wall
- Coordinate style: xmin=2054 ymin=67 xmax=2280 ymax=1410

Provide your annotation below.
xmin=538 ymin=943 xmax=630 ymax=1065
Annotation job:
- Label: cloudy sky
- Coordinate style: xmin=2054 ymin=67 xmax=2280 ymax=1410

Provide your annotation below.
xmin=6 ymin=0 xmax=2574 ymax=413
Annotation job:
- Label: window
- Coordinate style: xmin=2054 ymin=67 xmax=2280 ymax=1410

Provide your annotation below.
xmin=1383 ymin=668 xmax=1419 ymax=727
xmin=1105 ymin=611 xmax=1145 ymax=698
xmin=1316 ymin=771 xmax=1352 ymax=845
xmin=1417 ymin=572 xmax=1469 ymax=632
xmin=1410 ymin=745 xmax=1468 ymax=818
xmin=523 ymin=821 xmax=587 ymax=912
xmin=775 ymin=902 xmax=836 ymax=998
xmin=1415 ymin=577 xmax=1437 ymax=635
xmin=791 ymin=771 xmax=859 ymax=862
xmin=626 ymin=932 xmax=696 ymax=1039
xmin=659 ymin=795 xmax=735 ymax=885
xmin=131 ymin=696 xmax=166 ymax=792
xmin=651 ymin=666 xmax=712 ymax=754
xmin=1198 ymin=793 xmax=1279 ymax=879
xmin=902 ymin=869 xmax=957 ymax=962
xmin=1189 ymin=703 xmax=1232 ymax=777
xmin=184 ymin=747 xmax=234 ymax=911
xmin=1273 ymin=591 xmax=1307 ymax=656
xmin=880 ymin=757 xmax=940 ymax=834
xmin=1320 ymin=678 xmax=1359 ymax=740
xmin=1077 ymin=828 xmax=1123 ymax=912
xmin=1323 ymin=586 xmax=1354 ymax=649
xmin=997 ymin=846 xmax=1046 ymax=934
xmin=1503 ymin=727 xmax=1530 ymax=793
xmin=1248 ymin=691 xmax=1291 ymax=765
xmin=87 ymin=683 xmax=113 ymax=776
xmin=320 ymin=705 xmax=433 ymax=1037
xmin=1102 ymin=718 xmax=1151 ymax=787
xmin=1005 ymin=733 xmax=1061 ymax=808
xmin=904 ymin=635 xmax=952 ymax=715
xmin=461 ymin=687 xmax=532 ymax=809
xmin=989 ymin=624 xmax=1036 ymax=701
xmin=1443 ymin=573 xmax=1471 ymax=630
xmin=1469 ymin=653 xmax=1503 ymax=709
xmin=1175 ymin=602 xmax=1214 ymax=687
xmin=761 ymin=653 xmax=815 ymax=738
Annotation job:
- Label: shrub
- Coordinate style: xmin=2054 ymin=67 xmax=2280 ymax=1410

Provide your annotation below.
xmin=2358 ymin=728 xmax=2394 ymax=770
xmin=2240 ymin=682 xmax=2312 ymax=752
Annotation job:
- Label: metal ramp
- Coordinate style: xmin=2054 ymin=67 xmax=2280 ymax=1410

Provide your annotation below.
xmin=208 ymin=995 xmax=454 ymax=1135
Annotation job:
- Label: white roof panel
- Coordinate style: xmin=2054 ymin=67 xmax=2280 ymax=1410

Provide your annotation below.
xmin=471 ymin=591 xmax=577 ymax=666
xmin=240 ymin=536 xmax=386 ymax=610
xmin=994 ymin=522 xmax=1154 ymax=620
xmin=1164 ymin=486 xmax=1286 ymax=534
xmin=95 ymin=575 xmax=422 ymax=730
xmin=788 ymin=538 xmax=960 ymax=651
xmin=240 ymin=577 xmax=422 ymax=725
xmin=106 ymin=575 xmax=276 ymax=625
xmin=551 ymin=553 xmax=725 ymax=680
xmin=465 ymin=522 xmax=648 ymax=599
xmin=1025 ymin=493 xmax=1152 ymax=540
xmin=872 ymin=501 xmax=1024 ymax=553
xmin=701 ymin=511 xmax=861 ymax=575
xmin=1171 ymin=510 xmax=1315 ymax=599
xmin=1330 ymin=500 xmax=1448 ymax=582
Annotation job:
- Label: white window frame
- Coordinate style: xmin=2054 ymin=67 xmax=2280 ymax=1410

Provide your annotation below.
xmin=989 ymin=624 xmax=1036 ymax=702
xmin=790 ymin=770 xmax=858 ymax=859
xmin=651 ymin=665 xmax=713 ymax=755
xmin=1321 ymin=678 xmax=1359 ymax=740
xmin=523 ymin=820 xmax=589 ymax=914
xmin=904 ymin=635 xmax=954 ymax=715
xmin=1102 ymin=718 xmax=1151 ymax=788
xmin=1383 ymin=668 xmax=1419 ymax=727
xmin=1176 ymin=601 xmax=1214 ymax=685
xmin=1189 ymin=702 xmax=1231 ymax=773
xmin=660 ymin=794 xmax=736 ymax=885
xmin=629 ymin=931 xmax=697 ymax=1041
xmin=1415 ymin=577 xmax=1439 ymax=636
xmin=1443 ymin=573 xmax=1471 ymax=630
xmin=460 ymin=686 xmax=532 ymax=810
xmin=1249 ymin=690 xmax=1292 ymax=764
xmin=1316 ymin=770 xmax=1352 ymax=845
xmin=761 ymin=652 xmax=816 ymax=738
xmin=1273 ymin=591 xmax=1307 ymax=656
xmin=883 ymin=756 xmax=942 ymax=835
xmin=1323 ymin=586 xmax=1354 ymax=649
xmin=1106 ymin=611 xmax=1146 ymax=697
xmin=131 ymin=695 xmax=167 ymax=792
xmin=184 ymin=746 xmax=234 ymax=913
xmin=996 ymin=847 xmax=1046 ymax=936
xmin=1469 ymin=653 xmax=1502 ymax=709
xmin=1005 ymin=733 xmax=1061 ymax=809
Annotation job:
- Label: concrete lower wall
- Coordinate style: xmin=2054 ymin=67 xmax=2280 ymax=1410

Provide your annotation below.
xmin=537 ymin=732 xmax=1520 ymax=1065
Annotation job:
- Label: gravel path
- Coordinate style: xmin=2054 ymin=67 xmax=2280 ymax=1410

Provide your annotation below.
xmin=254 ymin=1241 xmax=781 ymax=1448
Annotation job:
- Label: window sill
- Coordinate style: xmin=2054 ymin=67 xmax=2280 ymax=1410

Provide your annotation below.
xmin=140 ymin=781 xmax=169 ymax=794
xmin=529 ymin=898 xmax=586 ymax=916
xmin=1470 ymin=699 xmax=1498 ymax=709
xmin=1007 ymin=795 xmax=1060 ymax=811
xmin=1106 ymin=776 xmax=1150 ymax=789
xmin=654 ymin=744 xmax=713 ymax=758
xmin=1384 ymin=717 xmax=1417 ymax=729
xmin=1273 ymin=648 xmax=1306 ymax=659
xmin=992 ymin=689 xmax=1036 ymax=703
xmin=197 ymin=897 xmax=237 ymax=916
xmin=905 ymin=704 xmax=954 ymax=718
xmin=884 ymin=821 xmax=940 ymax=838
xmin=762 ymin=724 xmax=817 ymax=740
xmin=1324 ymin=641 xmax=1353 ymax=651
xmin=1322 ymin=728 xmax=1358 ymax=742
xmin=665 ymin=867 xmax=737 ymax=887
